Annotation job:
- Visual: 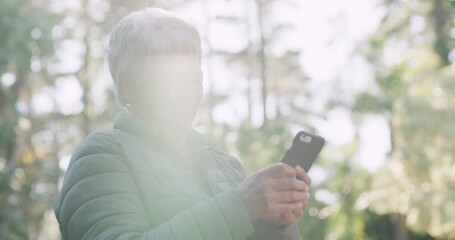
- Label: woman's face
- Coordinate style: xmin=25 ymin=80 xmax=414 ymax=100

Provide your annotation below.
xmin=126 ymin=56 xmax=203 ymax=133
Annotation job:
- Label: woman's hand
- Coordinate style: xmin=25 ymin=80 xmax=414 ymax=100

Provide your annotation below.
xmin=235 ymin=163 xmax=311 ymax=223
xmin=260 ymin=165 xmax=311 ymax=226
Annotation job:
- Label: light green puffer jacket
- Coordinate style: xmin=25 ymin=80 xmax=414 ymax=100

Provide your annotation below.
xmin=55 ymin=112 xmax=300 ymax=240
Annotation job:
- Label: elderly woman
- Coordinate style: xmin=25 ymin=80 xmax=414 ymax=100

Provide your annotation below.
xmin=55 ymin=8 xmax=311 ymax=240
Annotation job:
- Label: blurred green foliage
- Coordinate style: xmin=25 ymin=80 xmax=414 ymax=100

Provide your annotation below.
xmin=352 ymin=0 xmax=455 ymax=239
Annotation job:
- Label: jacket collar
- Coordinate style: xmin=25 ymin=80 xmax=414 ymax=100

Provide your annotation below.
xmin=113 ymin=112 xmax=213 ymax=150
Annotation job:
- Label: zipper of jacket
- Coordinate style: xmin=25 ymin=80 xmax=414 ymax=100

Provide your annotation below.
xmin=191 ymin=146 xmax=216 ymax=196
xmin=169 ymin=145 xmax=215 ymax=197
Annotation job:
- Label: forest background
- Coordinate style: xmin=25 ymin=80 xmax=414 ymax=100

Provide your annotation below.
xmin=1 ymin=0 xmax=454 ymax=239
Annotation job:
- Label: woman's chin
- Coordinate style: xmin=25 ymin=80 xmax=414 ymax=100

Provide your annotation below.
xmin=172 ymin=111 xmax=196 ymax=130
xmin=164 ymin=117 xmax=193 ymax=133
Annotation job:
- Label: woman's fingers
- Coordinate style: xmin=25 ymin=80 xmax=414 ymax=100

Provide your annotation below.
xmin=295 ymin=165 xmax=311 ymax=187
xmin=235 ymin=163 xmax=312 ymax=221
xmin=265 ymin=163 xmax=297 ymax=178
xmin=271 ymin=201 xmax=304 ymax=215
xmin=271 ymin=191 xmax=310 ymax=203
xmin=271 ymin=177 xmax=309 ymax=192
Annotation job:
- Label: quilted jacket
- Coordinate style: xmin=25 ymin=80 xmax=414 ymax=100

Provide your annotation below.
xmin=55 ymin=112 xmax=301 ymax=240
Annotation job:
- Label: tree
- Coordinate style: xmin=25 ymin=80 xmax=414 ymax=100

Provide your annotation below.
xmin=0 ymin=0 xmax=62 ymax=238
xmin=353 ymin=0 xmax=455 ymax=238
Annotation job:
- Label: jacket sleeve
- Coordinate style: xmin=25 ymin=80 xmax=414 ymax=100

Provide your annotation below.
xmin=55 ymin=133 xmax=254 ymax=240
xmin=247 ymin=221 xmax=301 ymax=240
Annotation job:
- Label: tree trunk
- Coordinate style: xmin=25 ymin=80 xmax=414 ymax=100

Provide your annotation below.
xmin=392 ymin=214 xmax=409 ymax=240
xmin=431 ymin=0 xmax=450 ymax=66
xmin=255 ymin=0 xmax=268 ymax=128
xmin=0 ymin=67 xmax=27 ymax=240
xmin=201 ymin=0 xmax=215 ymax=133
xmin=79 ymin=0 xmax=93 ymax=135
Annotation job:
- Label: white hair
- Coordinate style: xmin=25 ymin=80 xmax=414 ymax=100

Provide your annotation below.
xmin=107 ymin=8 xmax=202 ymax=106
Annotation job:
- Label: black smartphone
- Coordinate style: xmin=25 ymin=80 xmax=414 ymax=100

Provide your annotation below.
xmin=281 ymin=131 xmax=325 ymax=172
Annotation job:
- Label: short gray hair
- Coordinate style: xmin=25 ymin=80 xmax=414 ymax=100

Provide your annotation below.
xmin=107 ymin=8 xmax=202 ymax=106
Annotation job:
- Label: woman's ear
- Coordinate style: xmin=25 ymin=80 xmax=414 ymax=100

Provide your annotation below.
xmin=117 ymin=72 xmax=135 ymax=106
